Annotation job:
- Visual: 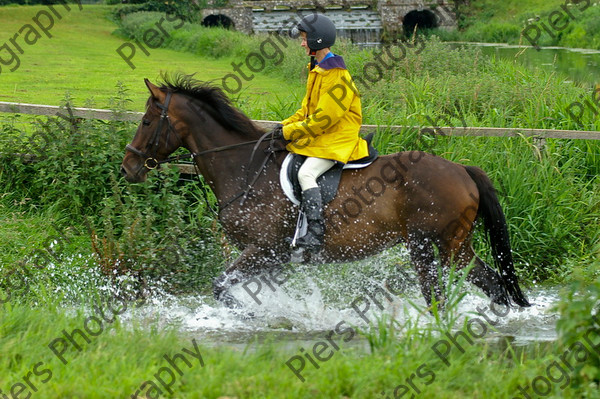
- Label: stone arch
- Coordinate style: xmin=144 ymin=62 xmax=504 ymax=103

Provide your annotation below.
xmin=403 ymin=9 xmax=438 ymax=36
xmin=201 ymin=14 xmax=235 ymax=29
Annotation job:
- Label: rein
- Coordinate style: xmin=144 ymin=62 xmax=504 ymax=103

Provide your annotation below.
xmin=125 ymin=91 xmax=285 ymax=215
xmin=156 ymin=139 xmax=262 ymax=165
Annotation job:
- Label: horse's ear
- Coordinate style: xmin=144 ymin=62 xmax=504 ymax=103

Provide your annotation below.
xmin=144 ymin=78 xmax=166 ymax=102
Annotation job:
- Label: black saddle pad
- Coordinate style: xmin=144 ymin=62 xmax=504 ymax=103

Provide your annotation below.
xmin=287 ymin=133 xmax=379 ymax=205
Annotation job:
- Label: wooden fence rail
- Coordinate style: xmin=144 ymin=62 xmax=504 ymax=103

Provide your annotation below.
xmin=2 ymin=101 xmax=599 ymax=175
xmin=0 ymin=101 xmax=142 ymax=122
xmin=2 ymin=101 xmax=599 ymax=140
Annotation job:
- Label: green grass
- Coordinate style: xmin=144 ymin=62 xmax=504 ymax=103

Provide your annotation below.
xmin=461 ymin=0 xmax=561 ymax=24
xmin=0 ymin=5 xmax=300 ymax=109
xmin=434 ymin=0 xmax=600 ymax=49
xmin=0 ymin=4 xmax=599 ymax=398
xmin=0 ymin=7 xmax=598 ymax=287
xmin=0 ymin=296 xmax=598 ymax=399
xmin=0 ymin=208 xmax=84 ymax=268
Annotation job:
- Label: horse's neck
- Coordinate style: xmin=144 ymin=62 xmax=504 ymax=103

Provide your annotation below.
xmin=186 ymin=115 xmax=263 ymax=205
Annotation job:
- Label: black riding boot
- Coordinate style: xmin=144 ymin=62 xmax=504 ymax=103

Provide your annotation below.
xmin=295 ymin=187 xmax=325 ymax=251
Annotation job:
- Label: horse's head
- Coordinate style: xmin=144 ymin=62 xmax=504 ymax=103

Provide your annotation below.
xmin=122 ymin=74 xmax=266 ymax=183
xmin=121 ymin=79 xmax=189 ymax=182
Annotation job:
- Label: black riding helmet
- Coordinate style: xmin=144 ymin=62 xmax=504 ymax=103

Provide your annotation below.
xmin=291 ymin=14 xmax=336 ymax=52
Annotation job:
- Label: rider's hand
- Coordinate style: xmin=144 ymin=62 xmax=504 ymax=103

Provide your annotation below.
xmin=271 ymin=124 xmax=284 ymax=140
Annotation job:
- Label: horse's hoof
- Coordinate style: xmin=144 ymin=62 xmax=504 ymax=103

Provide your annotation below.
xmin=217 ymin=291 xmax=244 ymax=309
xmin=212 ymin=271 xmax=243 ymax=301
xmin=290 ymin=247 xmax=305 ymax=263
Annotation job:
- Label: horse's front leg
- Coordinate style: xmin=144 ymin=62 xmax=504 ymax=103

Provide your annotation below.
xmin=213 ymin=245 xmax=284 ymax=308
xmin=408 ymin=237 xmax=445 ymax=311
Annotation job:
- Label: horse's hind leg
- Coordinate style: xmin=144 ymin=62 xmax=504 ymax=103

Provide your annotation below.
xmin=457 ymin=246 xmax=510 ymax=306
xmin=409 ymin=237 xmax=444 ymax=309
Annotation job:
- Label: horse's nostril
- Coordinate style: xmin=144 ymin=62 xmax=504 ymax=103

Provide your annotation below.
xmin=120 ymin=165 xmax=127 ymax=177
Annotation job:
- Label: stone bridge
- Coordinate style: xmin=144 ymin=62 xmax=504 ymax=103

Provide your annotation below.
xmin=201 ymin=0 xmax=457 ymax=43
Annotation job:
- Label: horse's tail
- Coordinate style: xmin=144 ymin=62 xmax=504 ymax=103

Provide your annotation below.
xmin=464 ymin=166 xmax=531 ymax=307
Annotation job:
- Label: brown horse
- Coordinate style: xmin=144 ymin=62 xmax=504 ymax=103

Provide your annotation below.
xmin=120 ymin=75 xmax=530 ymax=310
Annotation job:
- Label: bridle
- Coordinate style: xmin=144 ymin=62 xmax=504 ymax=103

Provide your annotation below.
xmin=125 ymin=91 xmax=176 ymax=170
xmin=124 ymin=90 xmax=285 ymax=213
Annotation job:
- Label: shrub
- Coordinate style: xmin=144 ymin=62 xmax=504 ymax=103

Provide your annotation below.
xmin=92 ymin=168 xmax=225 ymax=295
xmin=111 ymin=0 xmax=207 ymax=23
xmin=0 ymin=108 xmax=129 ymax=217
xmin=0 ymin=86 xmax=225 ymax=296
xmin=555 ymin=274 xmax=600 ymax=388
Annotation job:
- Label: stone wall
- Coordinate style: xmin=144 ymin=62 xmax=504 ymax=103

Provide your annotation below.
xmin=201 ymin=7 xmax=254 ymax=34
xmin=378 ymin=1 xmax=456 ymax=35
xmin=201 ymin=0 xmax=456 ymax=37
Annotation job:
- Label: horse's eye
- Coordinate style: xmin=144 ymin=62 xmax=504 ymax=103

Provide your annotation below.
xmin=142 ymin=119 xmax=151 ymax=126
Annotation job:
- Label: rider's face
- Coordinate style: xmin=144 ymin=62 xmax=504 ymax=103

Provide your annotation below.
xmin=300 ymin=32 xmax=310 ymax=56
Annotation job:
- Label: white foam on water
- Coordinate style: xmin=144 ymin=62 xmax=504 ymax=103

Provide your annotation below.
xmin=445 ymin=287 xmax=561 ymax=344
xmin=119 ymin=269 xmax=560 ymax=347
xmin=27 ymin=248 xmax=561 ymax=348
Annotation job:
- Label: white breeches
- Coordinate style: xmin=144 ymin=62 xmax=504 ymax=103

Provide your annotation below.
xmin=297 ymin=157 xmax=336 ymax=191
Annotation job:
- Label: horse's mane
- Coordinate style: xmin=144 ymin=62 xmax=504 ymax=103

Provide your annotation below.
xmin=156 ymin=73 xmax=262 ymax=137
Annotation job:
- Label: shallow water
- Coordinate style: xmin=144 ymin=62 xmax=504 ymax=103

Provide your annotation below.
xmin=37 ymin=249 xmax=562 ymax=350
xmin=120 ymin=264 xmax=561 ymax=350
xmin=449 ymin=42 xmax=600 ymax=85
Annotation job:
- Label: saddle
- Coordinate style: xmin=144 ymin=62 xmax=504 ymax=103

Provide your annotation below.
xmin=279 ymin=133 xmax=379 ymax=205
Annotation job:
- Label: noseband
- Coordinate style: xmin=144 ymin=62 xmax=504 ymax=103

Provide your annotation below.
xmin=125 ymin=92 xmax=175 ymax=170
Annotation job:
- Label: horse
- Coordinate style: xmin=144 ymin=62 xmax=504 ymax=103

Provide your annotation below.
xmin=120 ymin=75 xmax=530 ymax=310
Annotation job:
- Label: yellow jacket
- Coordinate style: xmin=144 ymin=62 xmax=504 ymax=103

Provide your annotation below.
xmin=282 ymin=55 xmax=369 ymax=163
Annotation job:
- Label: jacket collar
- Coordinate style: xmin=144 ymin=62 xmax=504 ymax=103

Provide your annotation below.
xmin=313 ymin=55 xmax=347 ymax=72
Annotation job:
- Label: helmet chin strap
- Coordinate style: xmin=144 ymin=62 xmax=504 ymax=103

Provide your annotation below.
xmin=309 ymin=49 xmax=317 ymax=70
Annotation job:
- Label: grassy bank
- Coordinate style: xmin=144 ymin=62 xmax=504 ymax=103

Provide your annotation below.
xmin=0 ymin=6 xmax=599 ymax=397
xmin=434 ymin=0 xmax=600 ymax=50
xmin=0 ymin=5 xmax=299 ymax=108
xmin=1 ymin=278 xmax=599 ymax=398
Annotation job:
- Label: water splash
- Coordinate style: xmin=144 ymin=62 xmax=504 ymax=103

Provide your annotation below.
xmin=119 ymin=250 xmax=560 ymax=347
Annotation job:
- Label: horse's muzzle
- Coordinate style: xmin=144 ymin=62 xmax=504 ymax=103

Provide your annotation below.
xmin=120 ymin=162 xmax=147 ymax=183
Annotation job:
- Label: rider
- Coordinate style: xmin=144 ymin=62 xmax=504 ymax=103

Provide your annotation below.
xmin=274 ymin=13 xmax=369 ymax=251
